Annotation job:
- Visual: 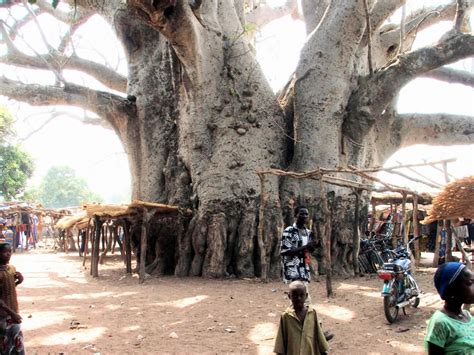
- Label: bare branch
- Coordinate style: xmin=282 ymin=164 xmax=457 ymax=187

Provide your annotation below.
xmin=0 ymin=37 xmax=127 ymax=92
xmin=454 ymin=0 xmax=471 ymax=32
xmin=0 ymin=76 xmax=134 ymax=132
xmin=245 ymin=0 xmax=298 ymax=29
xmin=394 ymin=113 xmax=474 ymax=147
xmin=343 ymin=33 xmax=474 ymax=143
xmin=421 ymin=67 xmax=474 ymax=88
xmin=380 ymin=2 xmax=457 ymax=56
xmin=24 ymin=0 xmax=54 ymax=52
xmin=18 ymin=110 xmax=110 ymax=142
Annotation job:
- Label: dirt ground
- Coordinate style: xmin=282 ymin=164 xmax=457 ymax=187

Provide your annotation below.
xmin=11 ymin=247 xmax=459 ymax=354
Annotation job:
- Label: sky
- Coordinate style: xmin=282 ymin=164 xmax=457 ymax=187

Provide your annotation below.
xmin=0 ymin=0 xmax=473 ymax=202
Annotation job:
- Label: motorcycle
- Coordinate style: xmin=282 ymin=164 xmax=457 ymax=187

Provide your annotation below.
xmin=377 ymin=236 xmax=421 ymax=323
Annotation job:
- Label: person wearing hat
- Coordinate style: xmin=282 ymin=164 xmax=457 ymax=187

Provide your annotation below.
xmin=425 ymin=262 xmax=474 ymax=354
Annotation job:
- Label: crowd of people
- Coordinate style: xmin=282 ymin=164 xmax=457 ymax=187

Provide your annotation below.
xmin=0 ymin=212 xmax=42 ymax=251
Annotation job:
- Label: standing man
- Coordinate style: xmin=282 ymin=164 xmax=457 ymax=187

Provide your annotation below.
xmin=280 ymin=206 xmax=319 ymax=284
xmin=280 ymin=206 xmax=334 ymax=342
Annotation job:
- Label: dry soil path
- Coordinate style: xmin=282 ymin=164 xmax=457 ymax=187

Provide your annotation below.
xmin=11 ymin=249 xmax=452 ymax=354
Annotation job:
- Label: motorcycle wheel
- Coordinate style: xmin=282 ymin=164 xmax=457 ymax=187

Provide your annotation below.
xmin=410 ymin=297 xmax=420 ymax=308
xmin=407 ymin=274 xmax=420 ymax=308
xmin=383 ymin=281 xmax=399 ymax=323
xmin=368 ymin=250 xmax=384 ymax=272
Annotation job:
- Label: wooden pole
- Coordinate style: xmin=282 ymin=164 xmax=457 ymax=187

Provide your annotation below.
xmin=352 ymin=189 xmax=361 ymax=275
xmin=257 ymin=174 xmax=268 ymax=281
xmin=392 ymin=204 xmax=398 ymax=249
xmin=83 ymin=219 xmax=91 ymax=267
xmin=446 ymin=220 xmax=453 ymax=261
xmin=433 ymin=221 xmax=442 ymax=267
xmin=124 ymin=220 xmax=132 ymax=274
xmin=413 ymin=195 xmax=420 ymax=265
xmin=139 ymin=209 xmax=154 ymax=283
xmin=91 ymin=216 xmax=102 ymax=277
xmin=319 ymin=174 xmax=333 ymax=297
xmin=401 ymin=193 xmax=408 ymax=245
xmin=369 ymin=201 xmax=376 ymax=235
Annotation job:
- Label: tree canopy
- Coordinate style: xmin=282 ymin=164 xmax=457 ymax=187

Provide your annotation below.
xmin=35 ymin=165 xmax=102 ymax=208
xmin=0 ymin=106 xmax=34 ymax=201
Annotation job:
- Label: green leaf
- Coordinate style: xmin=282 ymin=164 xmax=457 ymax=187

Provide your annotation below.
xmin=27 ymin=0 xmax=36 ymax=4
xmin=52 ymin=0 xmax=59 ymax=8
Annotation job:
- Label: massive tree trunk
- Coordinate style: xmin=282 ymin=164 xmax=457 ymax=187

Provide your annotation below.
xmin=111 ymin=2 xmax=286 ymax=277
xmin=1 ymin=0 xmax=473 ymax=277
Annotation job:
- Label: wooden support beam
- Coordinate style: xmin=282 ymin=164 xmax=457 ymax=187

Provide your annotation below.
xmin=123 ymin=219 xmax=132 ymax=274
xmin=445 ymin=220 xmax=453 ymax=261
xmin=433 ymin=221 xmax=442 ymax=267
xmin=82 ymin=219 xmax=91 ymax=267
xmin=370 ymin=201 xmax=376 ymax=234
xmin=257 ymin=173 xmax=268 ymax=281
xmin=91 ymin=216 xmax=102 ymax=278
xmin=319 ymin=175 xmax=333 ymax=297
xmin=401 ymin=193 xmax=408 ymax=245
xmin=139 ymin=209 xmax=155 ymax=283
xmin=412 ymin=195 xmax=420 ymax=265
xmin=353 ymin=189 xmax=361 ymax=275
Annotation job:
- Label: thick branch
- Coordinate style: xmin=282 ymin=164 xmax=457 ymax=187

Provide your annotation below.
xmin=454 ymin=0 xmax=471 ymax=32
xmin=246 ymin=0 xmax=298 ymax=29
xmin=422 ymin=67 xmax=474 ymax=88
xmin=371 ymin=0 xmax=406 ymax=31
xmin=343 ymin=33 xmax=474 ymax=143
xmin=299 ymin=0 xmax=329 ymax=34
xmin=0 ymin=48 xmax=127 ymax=92
xmin=380 ymin=2 xmax=456 ymax=55
xmin=394 ymin=113 xmax=474 ymax=148
xmin=0 ymin=77 xmax=134 ymax=133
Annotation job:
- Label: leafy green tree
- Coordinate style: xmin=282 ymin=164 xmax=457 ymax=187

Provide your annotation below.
xmin=37 ymin=165 xmax=102 ymax=208
xmin=0 ymin=106 xmax=15 ymax=144
xmin=0 ymin=145 xmax=34 ymax=201
xmin=0 ymin=107 xmax=34 ymax=201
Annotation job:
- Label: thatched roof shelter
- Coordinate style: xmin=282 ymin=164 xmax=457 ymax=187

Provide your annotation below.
xmin=84 ymin=200 xmax=192 ymax=219
xmin=54 ymin=200 xmax=192 ymax=231
xmin=422 ymin=175 xmax=474 ymax=224
xmin=0 ymin=202 xmax=71 ymax=219
xmin=55 ymin=213 xmax=88 ymax=230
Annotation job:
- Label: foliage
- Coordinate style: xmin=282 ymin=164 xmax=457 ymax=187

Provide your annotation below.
xmin=0 ymin=144 xmax=34 ymax=201
xmin=0 ymin=106 xmax=15 ymax=144
xmin=36 ymin=165 xmax=102 ymax=208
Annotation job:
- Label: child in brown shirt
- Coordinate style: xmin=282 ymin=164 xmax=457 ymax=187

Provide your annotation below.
xmin=0 ymin=241 xmax=24 ymax=355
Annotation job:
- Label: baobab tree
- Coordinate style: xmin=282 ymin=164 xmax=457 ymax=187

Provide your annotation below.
xmin=1 ymin=0 xmax=473 ymax=278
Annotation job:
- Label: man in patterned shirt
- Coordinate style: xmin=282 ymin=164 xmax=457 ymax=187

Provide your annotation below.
xmin=280 ymin=206 xmax=319 ymax=283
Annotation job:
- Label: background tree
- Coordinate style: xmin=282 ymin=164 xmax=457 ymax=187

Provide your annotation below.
xmin=36 ymin=165 xmax=102 ymax=208
xmin=0 ymin=1 xmax=473 ymax=277
xmin=0 ymin=106 xmax=34 ymax=200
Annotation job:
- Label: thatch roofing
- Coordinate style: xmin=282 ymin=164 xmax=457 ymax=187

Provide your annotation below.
xmin=422 ymin=175 xmax=474 ymax=224
xmin=55 ymin=201 xmax=191 ymax=230
xmin=56 ymin=213 xmax=88 ymax=230
xmin=0 ymin=202 xmax=71 ymax=218
xmin=84 ymin=200 xmax=191 ymax=218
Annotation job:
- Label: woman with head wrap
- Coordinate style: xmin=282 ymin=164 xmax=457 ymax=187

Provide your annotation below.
xmin=425 ymin=262 xmax=474 ymax=354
